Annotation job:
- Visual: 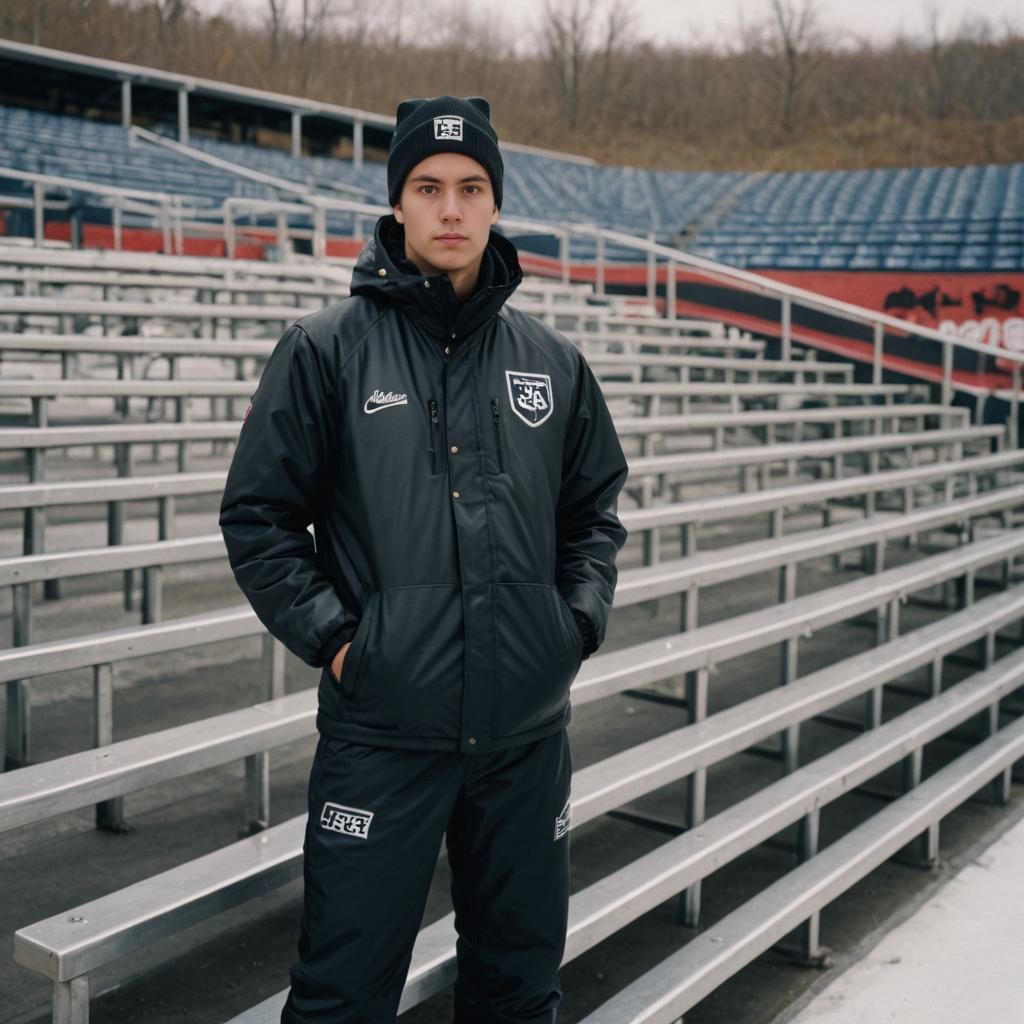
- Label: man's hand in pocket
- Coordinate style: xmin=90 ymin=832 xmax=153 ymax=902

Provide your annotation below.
xmin=330 ymin=641 xmax=352 ymax=684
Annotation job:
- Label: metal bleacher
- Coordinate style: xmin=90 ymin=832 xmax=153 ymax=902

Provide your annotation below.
xmin=1 ymin=75 xmax=1024 ymax=1023
xmin=1 ymin=232 xmax=1023 ymax=1024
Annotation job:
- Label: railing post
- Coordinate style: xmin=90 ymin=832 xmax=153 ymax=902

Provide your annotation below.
xmin=353 ymin=119 xmax=364 ymax=169
xmin=276 ymin=211 xmax=289 ymax=255
xmin=595 ymin=230 xmax=605 ymax=297
xmin=780 ymin=295 xmax=792 ymax=361
xmin=666 ymin=259 xmax=677 ymax=320
xmin=677 ymin=665 xmax=709 ymax=928
xmin=160 ymin=201 xmax=172 ymax=254
xmin=242 ymin=635 xmax=288 ymax=836
xmin=646 ymin=231 xmax=657 ymax=310
xmin=33 ymin=181 xmax=44 ymax=244
xmin=872 ymin=321 xmax=883 ymax=384
xmin=560 ymin=231 xmax=569 ymax=286
xmin=94 ymin=662 xmax=126 ymax=831
xmin=225 ymin=204 xmax=235 ymax=260
xmin=941 ymin=339 xmax=953 ymax=407
xmin=313 ymin=206 xmax=326 ymax=261
xmin=52 ymin=975 xmax=89 ymax=1024
xmin=1010 ymin=364 xmax=1021 ymax=450
xmin=112 ymin=197 xmax=122 ymax=251
xmin=177 ymin=86 xmax=189 ymax=144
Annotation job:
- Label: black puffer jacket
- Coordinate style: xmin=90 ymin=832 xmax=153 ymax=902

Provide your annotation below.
xmin=219 ymin=214 xmax=629 ymax=753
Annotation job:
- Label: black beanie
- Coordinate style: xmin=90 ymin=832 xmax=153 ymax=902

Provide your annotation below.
xmin=387 ymin=95 xmax=503 ymax=210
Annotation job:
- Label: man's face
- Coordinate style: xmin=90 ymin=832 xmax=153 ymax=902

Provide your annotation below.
xmin=393 ymin=151 xmax=499 ymax=280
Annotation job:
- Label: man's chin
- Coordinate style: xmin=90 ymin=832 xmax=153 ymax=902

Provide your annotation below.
xmin=429 ymin=251 xmax=482 ymax=274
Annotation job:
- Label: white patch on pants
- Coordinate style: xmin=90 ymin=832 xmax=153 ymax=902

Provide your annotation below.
xmin=554 ymin=794 xmax=571 ymax=840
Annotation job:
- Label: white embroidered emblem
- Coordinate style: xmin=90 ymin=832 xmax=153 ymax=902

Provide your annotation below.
xmin=320 ymin=801 xmax=374 ymax=839
xmin=506 ymin=370 xmax=553 ymax=427
xmin=364 ymin=389 xmax=408 ymax=414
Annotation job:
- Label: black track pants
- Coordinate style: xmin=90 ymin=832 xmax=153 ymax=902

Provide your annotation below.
xmin=280 ymin=728 xmax=573 ymax=1024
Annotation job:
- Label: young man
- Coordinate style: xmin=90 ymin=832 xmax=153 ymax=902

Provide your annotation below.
xmin=219 ymin=95 xmax=629 ymax=1023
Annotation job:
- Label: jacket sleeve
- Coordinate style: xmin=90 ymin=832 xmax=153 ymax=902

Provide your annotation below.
xmin=556 ymin=352 xmax=630 ymax=659
xmin=219 ymin=322 xmax=360 ymax=669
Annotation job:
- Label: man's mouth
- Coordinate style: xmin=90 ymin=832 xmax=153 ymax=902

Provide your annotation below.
xmin=437 ymin=234 xmax=467 ymax=244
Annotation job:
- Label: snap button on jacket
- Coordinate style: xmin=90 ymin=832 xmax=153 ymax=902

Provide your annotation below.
xmin=219 ymin=214 xmax=629 ymax=754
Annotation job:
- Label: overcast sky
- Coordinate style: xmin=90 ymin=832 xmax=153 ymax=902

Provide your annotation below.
xmin=196 ymin=0 xmax=1022 ymax=52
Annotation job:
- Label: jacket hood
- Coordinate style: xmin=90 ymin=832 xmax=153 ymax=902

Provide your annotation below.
xmin=349 ymin=213 xmax=523 ymax=340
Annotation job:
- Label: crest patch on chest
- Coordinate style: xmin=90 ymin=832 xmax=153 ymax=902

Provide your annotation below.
xmin=505 ymin=370 xmax=553 ymax=427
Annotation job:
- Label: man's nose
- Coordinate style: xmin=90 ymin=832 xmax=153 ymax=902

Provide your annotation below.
xmin=440 ymin=191 xmax=463 ymax=221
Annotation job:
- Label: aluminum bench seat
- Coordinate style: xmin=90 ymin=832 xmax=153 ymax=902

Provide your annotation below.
xmin=0 ymin=332 xmax=279 ymax=358
xmin=598 ymin=381 xmax=911 ymax=405
xmin=0 ymin=379 xmax=253 ymax=400
xmin=625 ymin=424 xmax=1002 ymax=491
xmin=0 ymin=268 xmax=348 ymax=302
xmin=0 ymin=245 xmax=355 ymax=282
xmin=585 ymin=351 xmax=853 ymax=378
xmin=617 ymin=404 xmax=965 ymax=432
xmin=564 ymin=329 xmax=766 ymax=356
xmin=0 ymin=295 xmax=312 ymax=324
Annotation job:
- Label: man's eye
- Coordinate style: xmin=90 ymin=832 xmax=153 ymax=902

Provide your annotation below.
xmin=419 ymin=185 xmax=437 ymax=194
xmin=464 ymin=186 xmax=480 ymax=194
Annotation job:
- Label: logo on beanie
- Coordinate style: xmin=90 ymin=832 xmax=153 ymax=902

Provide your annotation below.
xmin=434 ymin=116 xmax=464 ymax=141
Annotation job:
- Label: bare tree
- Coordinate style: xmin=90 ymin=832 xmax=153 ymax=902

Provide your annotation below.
xmin=742 ymin=0 xmax=831 ymax=139
xmin=922 ymin=0 xmax=954 ymax=120
xmin=267 ymin=0 xmax=286 ymax=65
xmin=538 ymin=0 xmax=634 ymax=131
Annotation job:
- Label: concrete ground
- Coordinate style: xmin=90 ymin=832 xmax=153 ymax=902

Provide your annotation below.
xmin=776 ymin=801 xmax=1024 ymax=1024
xmin=2 ymin=427 xmax=1024 ymax=1024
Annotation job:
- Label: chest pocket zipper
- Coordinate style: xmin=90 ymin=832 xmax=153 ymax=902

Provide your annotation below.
xmin=428 ymin=398 xmax=440 ymax=475
xmin=490 ymin=398 xmax=505 ymax=474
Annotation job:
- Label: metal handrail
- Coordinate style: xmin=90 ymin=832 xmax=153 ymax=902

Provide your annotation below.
xmin=0 ymin=165 xmax=211 ymax=254
xmin=568 ymin=221 xmax=1023 ymax=443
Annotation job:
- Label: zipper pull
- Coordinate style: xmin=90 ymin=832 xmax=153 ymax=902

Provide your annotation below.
xmin=428 ymin=398 xmax=440 ymax=474
xmin=491 ymin=398 xmax=504 ymax=473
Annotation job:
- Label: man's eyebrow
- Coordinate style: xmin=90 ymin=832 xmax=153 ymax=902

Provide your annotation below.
xmin=409 ymin=174 xmax=489 ymax=183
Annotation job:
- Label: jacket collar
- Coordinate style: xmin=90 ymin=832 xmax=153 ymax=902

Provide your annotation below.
xmin=349 ymin=214 xmax=523 ymax=341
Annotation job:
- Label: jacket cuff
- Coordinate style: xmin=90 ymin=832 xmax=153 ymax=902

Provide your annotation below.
xmin=318 ymin=620 xmax=360 ymax=669
xmin=572 ymin=608 xmax=599 ymax=660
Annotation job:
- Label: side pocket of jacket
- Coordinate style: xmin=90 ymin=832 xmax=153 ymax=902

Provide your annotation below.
xmin=335 ymin=594 xmax=376 ymax=698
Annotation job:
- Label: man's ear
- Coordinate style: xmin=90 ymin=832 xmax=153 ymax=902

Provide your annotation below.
xmin=393 ymin=203 xmax=404 ymax=224
xmin=490 ymin=203 xmax=499 ymax=225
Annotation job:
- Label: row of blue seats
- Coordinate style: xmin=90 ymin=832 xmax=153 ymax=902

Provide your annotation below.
xmin=1 ymin=103 xmax=1021 ymax=271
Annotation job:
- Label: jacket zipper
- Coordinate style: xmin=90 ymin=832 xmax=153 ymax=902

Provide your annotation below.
xmin=428 ymin=398 xmax=440 ymax=474
xmin=491 ymin=397 xmax=505 ymax=474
